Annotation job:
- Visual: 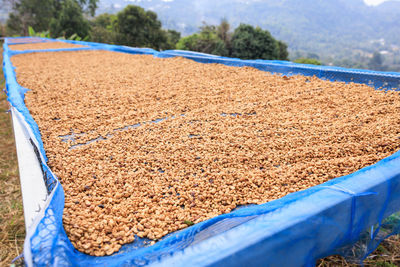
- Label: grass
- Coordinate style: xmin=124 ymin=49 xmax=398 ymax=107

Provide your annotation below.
xmin=0 ymin=43 xmax=25 ymax=266
xmin=0 ymin=41 xmax=399 ymax=266
xmin=318 ymin=235 xmax=400 ymax=266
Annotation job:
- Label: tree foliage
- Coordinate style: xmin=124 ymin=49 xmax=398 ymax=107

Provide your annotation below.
xmin=114 ymin=5 xmax=167 ymax=50
xmin=164 ymin=29 xmax=181 ymax=50
xmin=217 ymin=18 xmax=231 ymax=51
xmin=177 ymin=24 xmax=228 ymax=56
xmin=231 ymin=24 xmax=279 ymax=60
xmin=6 ymin=0 xmax=55 ymax=35
xmin=4 ymin=2 xmax=289 ymax=59
xmin=177 ymin=22 xmax=288 ymax=60
xmin=5 ymin=0 xmax=98 ymax=37
xmin=89 ymin=13 xmax=118 ymax=44
xmin=90 ymin=5 xmax=180 ymax=50
xmin=276 ymin=40 xmax=289 ymax=60
xmin=293 ymin=58 xmax=322 ymax=65
xmin=49 ymin=0 xmax=90 ymax=39
xmin=77 ymin=0 xmax=98 ymax=17
xmin=92 ymin=13 xmax=116 ymax=29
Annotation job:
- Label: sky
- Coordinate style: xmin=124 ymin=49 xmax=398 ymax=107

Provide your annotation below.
xmin=364 ymin=0 xmax=389 ymax=5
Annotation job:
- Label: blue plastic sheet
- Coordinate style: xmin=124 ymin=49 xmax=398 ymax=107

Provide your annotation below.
xmin=3 ymin=37 xmax=400 ymax=267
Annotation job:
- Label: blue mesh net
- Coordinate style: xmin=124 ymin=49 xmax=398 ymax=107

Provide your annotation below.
xmin=3 ymin=37 xmax=400 ymax=267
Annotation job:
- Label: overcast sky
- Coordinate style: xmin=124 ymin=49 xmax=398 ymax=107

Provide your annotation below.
xmin=364 ymin=0 xmax=390 ymax=5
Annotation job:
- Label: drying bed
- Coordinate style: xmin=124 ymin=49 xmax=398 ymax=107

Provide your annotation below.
xmin=10 ymin=49 xmax=400 ymax=256
xmin=8 ymin=41 xmax=87 ymax=51
xmin=6 ymin=37 xmax=49 ymax=44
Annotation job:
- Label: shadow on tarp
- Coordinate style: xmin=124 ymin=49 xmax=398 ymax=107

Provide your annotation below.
xmin=3 ymin=37 xmax=400 ymax=267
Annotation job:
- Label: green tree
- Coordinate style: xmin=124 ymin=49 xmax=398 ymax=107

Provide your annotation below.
xmin=164 ymin=29 xmax=181 ymax=50
xmin=92 ymin=13 xmax=116 ymax=29
xmin=231 ymin=24 xmax=279 ymax=60
xmin=49 ymin=0 xmax=90 ymax=39
xmin=197 ymin=24 xmax=228 ymax=56
xmin=6 ymin=0 xmax=55 ymax=35
xmin=5 ymin=0 xmax=98 ymax=36
xmin=77 ymin=0 xmax=98 ymax=17
xmin=90 ymin=8 xmax=177 ymax=49
xmin=90 ymin=25 xmax=116 ymax=44
xmin=115 ymin=5 xmax=167 ymax=50
xmin=176 ymin=23 xmax=228 ymax=56
xmin=293 ymin=58 xmax=322 ymax=65
xmin=90 ymin=13 xmax=118 ymax=44
xmin=176 ymin=33 xmax=201 ymax=51
xmin=276 ymin=40 xmax=289 ymax=60
xmin=217 ymin=18 xmax=231 ymax=50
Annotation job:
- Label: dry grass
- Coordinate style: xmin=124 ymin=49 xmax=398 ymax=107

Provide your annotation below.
xmin=0 ymin=44 xmax=25 ymax=266
xmin=319 ymin=235 xmax=400 ymax=266
xmin=364 ymin=235 xmax=400 ymax=266
xmin=0 ymin=41 xmax=399 ymax=265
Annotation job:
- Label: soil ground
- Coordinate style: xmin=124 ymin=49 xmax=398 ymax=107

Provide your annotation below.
xmin=0 ymin=44 xmax=25 ymax=266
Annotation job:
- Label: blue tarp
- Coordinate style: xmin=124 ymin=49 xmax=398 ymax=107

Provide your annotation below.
xmin=3 ymin=37 xmax=400 ymax=267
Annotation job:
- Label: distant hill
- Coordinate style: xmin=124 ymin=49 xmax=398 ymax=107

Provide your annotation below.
xmin=98 ymin=0 xmax=400 ymax=70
